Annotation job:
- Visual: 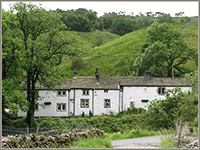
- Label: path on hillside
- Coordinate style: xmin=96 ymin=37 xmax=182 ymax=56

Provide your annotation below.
xmin=111 ymin=135 xmax=168 ymax=148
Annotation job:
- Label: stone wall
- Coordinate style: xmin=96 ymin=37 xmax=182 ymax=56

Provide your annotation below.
xmin=179 ymin=18 xmax=198 ymax=30
xmin=1 ymin=128 xmax=104 ymax=148
xmin=172 ymin=121 xmax=198 ymax=149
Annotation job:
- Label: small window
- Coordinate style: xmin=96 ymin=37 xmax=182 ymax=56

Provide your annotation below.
xmin=104 ymin=90 xmax=108 ymax=93
xmin=141 ymin=100 xmax=149 ymax=103
xmin=57 ymin=103 xmax=66 ymax=112
xmin=82 ymin=90 xmax=89 ymax=96
xmin=130 ymin=101 xmax=135 ymax=108
xmin=81 ymin=99 xmax=89 ymax=108
xmin=35 ymin=103 xmax=39 ymax=111
xmin=104 ymin=99 xmax=111 ymax=108
xmin=158 ymin=87 xmax=165 ymax=95
xmin=57 ymin=90 xmax=66 ymax=96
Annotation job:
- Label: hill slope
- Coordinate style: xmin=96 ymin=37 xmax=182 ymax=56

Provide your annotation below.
xmin=60 ymin=17 xmax=198 ymax=78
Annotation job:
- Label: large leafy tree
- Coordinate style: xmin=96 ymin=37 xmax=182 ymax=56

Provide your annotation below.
xmin=111 ymin=15 xmax=136 ymax=35
xmin=134 ymin=22 xmax=197 ymax=77
xmin=8 ymin=2 xmax=78 ymax=128
xmin=2 ymin=9 xmax=27 ymax=118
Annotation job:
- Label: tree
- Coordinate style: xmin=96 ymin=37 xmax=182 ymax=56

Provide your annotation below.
xmin=99 ymin=12 xmax=117 ymax=30
xmin=2 ymin=9 xmax=27 ymax=117
xmin=134 ymin=22 xmax=196 ymax=77
xmin=9 ymin=2 xmax=78 ymax=128
xmin=60 ymin=8 xmax=99 ymax=32
xmin=113 ymin=57 xmax=135 ymax=76
xmin=91 ymin=30 xmax=108 ymax=47
xmin=185 ymin=70 xmax=198 ymax=94
xmin=158 ymin=13 xmax=173 ymax=23
xmin=62 ymin=13 xmax=93 ymax=32
xmin=177 ymin=92 xmax=198 ymax=122
xmin=111 ymin=15 xmax=136 ymax=35
xmin=144 ymin=88 xmax=185 ymax=130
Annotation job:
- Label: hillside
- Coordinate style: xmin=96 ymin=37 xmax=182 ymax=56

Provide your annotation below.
xmin=59 ymin=17 xmax=198 ymax=78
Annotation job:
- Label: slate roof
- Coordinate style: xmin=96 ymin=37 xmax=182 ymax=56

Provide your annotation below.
xmin=38 ymin=76 xmax=189 ymax=90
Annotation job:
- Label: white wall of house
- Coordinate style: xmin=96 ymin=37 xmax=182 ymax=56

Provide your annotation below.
xmin=123 ymin=86 xmax=191 ymax=110
xmin=18 ymin=90 xmax=69 ymax=117
xmin=74 ymin=89 xmax=93 ymax=116
xmin=18 ymin=86 xmax=191 ymax=117
xmin=93 ymin=89 xmax=119 ymax=115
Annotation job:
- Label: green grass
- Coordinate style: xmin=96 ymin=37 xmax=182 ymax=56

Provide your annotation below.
xmin=159 ymin=134 xmax=177 ymax=148
xmin=58 ymin=16 xmax=198 ymax=78
xmin=159 ymin=134 xmax=187 ymax=148
xmin=108 ymin=128 xmax=174 ymax=140
xmin=67 ymin=137 xmax=114 ymax=148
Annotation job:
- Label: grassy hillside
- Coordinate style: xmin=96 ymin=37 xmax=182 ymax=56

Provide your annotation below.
xmin=60 ymin=17 xmax=198 ymax=78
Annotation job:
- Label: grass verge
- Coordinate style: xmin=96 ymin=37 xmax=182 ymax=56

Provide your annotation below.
xmin=67 ymin=137 xmax=114 ymax=148
xmin=159 ymin=134 xmax=177 ymax=148
xmin=108 ymin=128 xmax=174 ymax=140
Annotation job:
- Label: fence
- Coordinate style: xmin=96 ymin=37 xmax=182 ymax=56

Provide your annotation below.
xmin=1 ymin=123 xmax=93 ymax=137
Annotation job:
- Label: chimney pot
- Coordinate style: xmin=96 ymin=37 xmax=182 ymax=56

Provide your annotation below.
xmin=74 ymin=68 xmax=78 ymax=78
xmin=146 ymin=69 xmax=151 ymax=78
xmin=95 ymin=67 xmax=99 ymax=83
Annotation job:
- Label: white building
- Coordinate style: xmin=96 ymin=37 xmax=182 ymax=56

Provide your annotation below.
xmin=18 ymin=68 xmax=191 ymax=117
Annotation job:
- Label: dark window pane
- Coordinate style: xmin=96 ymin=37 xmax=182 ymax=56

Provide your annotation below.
xmin=58 ymin=104 xmax=61 ymax=110
xmin=62 ymin=104 xmax=65 ymax=110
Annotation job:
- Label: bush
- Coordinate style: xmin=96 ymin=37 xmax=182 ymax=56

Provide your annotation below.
xmin=192 ymin=115 xmax=198 ymax=128
xmin=71 ymin=57 xmax=86 ymax=70
xmin=144 ymin=88 xmax=183 ymax=130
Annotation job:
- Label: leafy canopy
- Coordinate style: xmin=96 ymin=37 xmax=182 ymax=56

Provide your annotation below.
xmin=134 ymin=22 xmax=197 ymax=77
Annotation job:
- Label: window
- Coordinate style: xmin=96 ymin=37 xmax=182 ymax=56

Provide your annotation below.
xmin=57 ymin=103 xmax=66 ymax=112
xmin=141 ymin=100 xmax=149 ymax=103
xmin=130 ymin=101 xmax=135 ymax=108
xmin=57 ymin=90 xmax=66 ymax=96
xmin=82 ymin=90 xmax=89 ymax=96
xmin=104 ymin=90 xmax=108 ymax=93
xmin=104 ymin=99 xmax=111 ymax=108
xmin=81 ymin=99 xmax=89 ymax=108
xmin=158 ymin=87 xmax=165 ymax=95
xmin=35 ymin=103 xmax=39 ymax=111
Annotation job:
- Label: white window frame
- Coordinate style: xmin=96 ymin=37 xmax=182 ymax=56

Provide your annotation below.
xmin=82 ymin=90 xmax=89 ymax=96
xmin=104 ymin=99 xmax=111 ymax=108
xmin=81 ymin=99 xmax=89 ymax=108
xmin=57 ymin=90 xmax=66 ymax=96
xmin=57 ymin=103 xmax=66 ymax=112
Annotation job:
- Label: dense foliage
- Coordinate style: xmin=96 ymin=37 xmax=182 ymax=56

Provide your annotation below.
xmin=134 ymin=22 xmax=197 ymax=77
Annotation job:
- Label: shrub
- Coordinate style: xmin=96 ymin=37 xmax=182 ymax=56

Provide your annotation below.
xmin=192 ymin=115 xmax=198 ymax=128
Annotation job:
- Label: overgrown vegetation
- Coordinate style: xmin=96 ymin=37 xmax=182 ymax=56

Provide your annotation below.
xmin=68 ymin=137 xmax=113 ymax=148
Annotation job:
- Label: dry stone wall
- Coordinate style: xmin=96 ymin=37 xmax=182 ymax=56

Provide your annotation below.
xmin=179 ymin=18 xmax=198 ymax=30
xmin=172 ymin=121 xmax=198 ymax=149
xmin=1 ymin=128 xmax=104 ymax=148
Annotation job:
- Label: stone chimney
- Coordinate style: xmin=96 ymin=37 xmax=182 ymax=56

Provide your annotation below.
xmin=74 ymin=68 xmax=78 ymax=78
xmin=146 ymin=69 xmax=151 ymax=78
xmin=95 ymin=67 xmax=99 ymax=84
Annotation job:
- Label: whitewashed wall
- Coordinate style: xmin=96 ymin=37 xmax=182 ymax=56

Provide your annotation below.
xmin=17 ymin=86 xmax=191 ymax=117
xmin=93 ymin=90 xmax=119 ymax=115
xmin=74 ymin=89 xmax=93 ymax=116
xmin=123 ymin=86 xmax=191 ymax=110
xmin=18 ymin=90 xmax=69 ymax=117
